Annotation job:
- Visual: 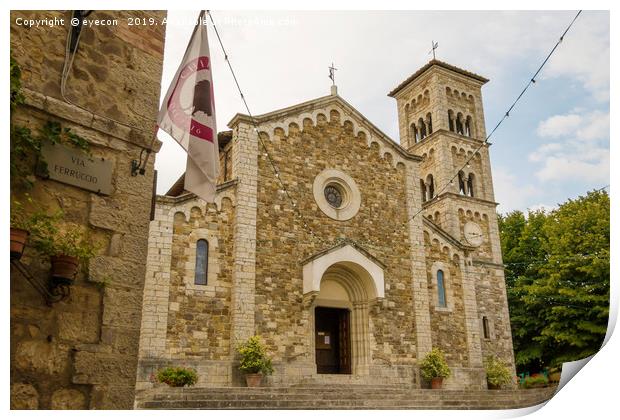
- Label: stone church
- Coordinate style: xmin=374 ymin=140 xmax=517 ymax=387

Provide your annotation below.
xmin=136 ymin=59 xmax=516 ymax=390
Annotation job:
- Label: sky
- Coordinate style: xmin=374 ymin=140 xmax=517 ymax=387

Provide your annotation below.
xmin=154 ymin=10 xmax=610 ymax=214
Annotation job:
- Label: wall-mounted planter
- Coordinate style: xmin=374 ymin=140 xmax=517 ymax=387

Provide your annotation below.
xmin=10 ymin=228 xmax=29 ymax=260
xmin=50 ymin=255 xmax=78 ymax=284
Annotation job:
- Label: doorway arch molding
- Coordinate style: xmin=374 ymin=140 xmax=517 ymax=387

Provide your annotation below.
xmin=302 ymin=243 xmax=385 ymax=299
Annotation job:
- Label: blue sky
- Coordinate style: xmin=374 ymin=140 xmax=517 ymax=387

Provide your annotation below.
xmin=155 ymin=10 xmax=610 ymax=213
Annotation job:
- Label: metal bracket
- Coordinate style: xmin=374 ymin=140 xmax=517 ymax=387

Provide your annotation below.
xmin=10 ymin=259 xmax=71 ymax=306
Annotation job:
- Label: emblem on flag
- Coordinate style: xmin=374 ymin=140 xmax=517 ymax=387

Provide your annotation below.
xmin=158 ymin=10 xmax=219 ymax=203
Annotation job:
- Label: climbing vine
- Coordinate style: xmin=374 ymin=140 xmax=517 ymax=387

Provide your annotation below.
xmin=10 ymin=56 xmax=90 ymax=191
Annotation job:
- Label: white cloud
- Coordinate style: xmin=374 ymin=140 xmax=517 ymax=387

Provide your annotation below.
xmin=535 ymin=152 xmax=609 ymax=184
xmin=537 ymin=114 xmax=582 ymax=138
xmin=536 ymin=111 xmax=609 ymax=141
xmin=493 ymin=167 xmax=542 ymax=213
xmin=531 ymin=110 xmax=609 ymax=184
xmin=542 ymin=11 xmax=610 ymax=103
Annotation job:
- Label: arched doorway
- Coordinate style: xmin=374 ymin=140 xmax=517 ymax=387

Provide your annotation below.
xmin=302 ymin=244 xmax=385 ymax=376
xmin=311 ymin=261 xmax=378 ymax=375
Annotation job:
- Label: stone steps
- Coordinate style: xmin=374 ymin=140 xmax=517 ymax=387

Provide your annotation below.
xmin=136 ymin=385 xmax=557 ymax=410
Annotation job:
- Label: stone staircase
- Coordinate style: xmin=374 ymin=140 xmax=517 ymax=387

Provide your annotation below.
xmin=135 ymin=384 xmax=557 ymax=410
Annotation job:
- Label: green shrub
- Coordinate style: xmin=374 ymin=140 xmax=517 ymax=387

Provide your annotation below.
xmin=156 ymin=367 xmax=198 ymax=387
xmin=484 ymin=356 xmax=513 ymax=388
xmin=521 ymin=374 xmax=549 ymax=389
xmin=237 ymin=335 xmax=274 ymax=375
xmin=419 ymin=348 xmax=451 ymax=381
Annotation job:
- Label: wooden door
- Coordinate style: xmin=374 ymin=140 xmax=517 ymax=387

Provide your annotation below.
xmin=315 ymin=307 xmax=351 ymax=374
xmin=339 ymin=309 xmax=351 ymax=374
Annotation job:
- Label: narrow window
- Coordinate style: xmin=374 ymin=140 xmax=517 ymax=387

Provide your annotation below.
xmin=437 ymin=270 xmax=447 ymax=307
xmin=420 ymin=179 xmax=427 ymax=203
xmin=448 ymin=110 xmax=455 ymax=132
xmin=427 ymin=175 xmax=435 ymax=199
xmin=458 ymin=171 xmax=466 ymax=195
xmin=419 ymin=118 xmax=427 ymax=139
xmin=194 ymin=239 xmax=209 ymax=285
xmin=465 ymin=116 xmax=473 ymax=137
xmin=467 ymin=174 xmax=475 ymax=198
xmin=427 ymin=113 xmax=433 ymax=134
xmin=482 ymin=316 xmax=490 ymax=339
xmin=456 ymin=113 xmax=464 ymax=135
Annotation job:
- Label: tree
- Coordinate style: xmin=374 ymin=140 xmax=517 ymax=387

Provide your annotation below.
xmin=499 ymin=190 xmax=610 ymax=372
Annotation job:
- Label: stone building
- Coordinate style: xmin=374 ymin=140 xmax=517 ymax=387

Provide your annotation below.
xmin=10 ymin=11 xmax=165 ymax=409
xmin=137 ymin=59 xmax=516 ymax=391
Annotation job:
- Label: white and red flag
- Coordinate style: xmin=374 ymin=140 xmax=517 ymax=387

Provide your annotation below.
xmin=158 ymin=10 xmax=219 ymax=202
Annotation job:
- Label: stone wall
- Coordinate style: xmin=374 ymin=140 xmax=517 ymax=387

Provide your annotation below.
xmin=251 ymin=107 xmax=420 ymax=381
xmin=136 ymin=193 xmax=236 ymax=390
xmin=10 ymin=10 xmax=165 ymax=409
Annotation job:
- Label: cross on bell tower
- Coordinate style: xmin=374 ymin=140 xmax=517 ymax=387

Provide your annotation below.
xmin=429 ymin=41 xmax=439 ymax=60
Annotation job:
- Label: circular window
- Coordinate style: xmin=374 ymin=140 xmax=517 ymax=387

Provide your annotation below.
xmin=324 ymin=184 xmax=344 ymax=208
xmin=313 ymin=169 xmax=361 ymax=221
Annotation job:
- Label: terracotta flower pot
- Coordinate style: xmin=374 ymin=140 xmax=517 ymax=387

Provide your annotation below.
xmin=245 ymin=373 xmax=263 ymax=387
xmin=50 ymin=255 xmax=79 ymax=284
xmin=431 ymin=377 xmax=444 ymax=389
xmin=10 ymin=228 xmax=29 ymax=260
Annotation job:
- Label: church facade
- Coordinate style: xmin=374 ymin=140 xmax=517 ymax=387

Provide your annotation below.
xmin=136 ymin=60 xmax=516 ymax=390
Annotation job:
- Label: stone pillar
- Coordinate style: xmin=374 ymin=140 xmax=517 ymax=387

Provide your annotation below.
xmin=460 ymin=258 xmax=483 ymax=369
xmin=229 ymin=121 xmax=259 ymax=350
xmin=138 ymin=206 xmax=173 ymax=359
xmin=404 ymin=162 xmax=432 ymax=359
xmin=351 ymin=302 xmax=371 ymax=375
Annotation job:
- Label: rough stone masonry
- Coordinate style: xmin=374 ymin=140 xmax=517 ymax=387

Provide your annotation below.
xmin=10 ymin=10 xmax=165 ymax=409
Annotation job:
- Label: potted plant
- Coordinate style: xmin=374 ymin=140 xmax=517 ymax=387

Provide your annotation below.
xmin=484 ymin=355 xmax=513 ymax=390
xmin=548 ymin=366 xmax=561 ymax=384
xmin=10 ymin=197 xmax=59 ymax=260
xmin=419 ymin=348 xmax=451 ymax=389
xmin=156 ymin=366 xmax=198 ymax=387
xmin=49 ymin=224 xmax=98 ymax=284
xmin=29 ymin=221 xmax=97 ymax=285
xmin=237 ymin=335 xmax=273 ymax=387
xmin=10 ymin=199 xmax=30 ymax=260
xmin=521 ymin=373 xmax=549 ymax=389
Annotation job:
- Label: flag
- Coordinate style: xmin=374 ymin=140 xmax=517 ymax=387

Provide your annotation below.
xmin=158 ymin=10 xmax=219 ymax=202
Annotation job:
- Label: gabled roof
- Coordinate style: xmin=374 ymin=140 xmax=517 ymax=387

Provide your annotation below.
xmin=227 ymin=92 xmax=422 ymax=162
xmin=300 ymin=238 xmax=386 ymax=269
xmin=388 ymin=59 xmax=488 ymax=98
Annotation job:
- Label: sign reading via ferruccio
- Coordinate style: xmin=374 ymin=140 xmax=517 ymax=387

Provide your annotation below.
xmin=39 ymin=142 xmax=113 ymax=195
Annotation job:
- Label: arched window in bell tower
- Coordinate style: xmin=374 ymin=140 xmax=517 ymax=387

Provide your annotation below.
xmin=426 ymin=174 xmax=435 ymax=199
xmin=418 ymin=118 xmax=427 ymax=140
xmin=456 ymin=112 xmax=464 ymax=135
xmin=448 ymin=110 xmax=455 ymax=132
xmin=458 ymin=171 xmax=466 ymax=195
xmin=410 ymin=123 xmax=418 ymax=144
xmin=465 ymin=115 xmax=473 ymax=137
xmin=467 ymin=173 xmax=475 ymax=198
xmin=420 ymin=179 xmax=427 ymax=203
xmin=426 ymin=113 xmax=433 ymax=134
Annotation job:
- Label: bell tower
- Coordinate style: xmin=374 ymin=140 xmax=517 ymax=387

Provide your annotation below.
xmin=388 ymin=60 xmax=499 ymax=253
